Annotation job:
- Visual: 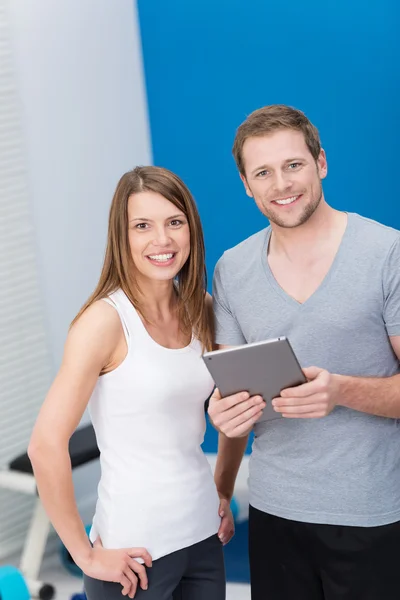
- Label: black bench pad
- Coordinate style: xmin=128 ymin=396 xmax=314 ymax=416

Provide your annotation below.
xmin=9 ymin=424 xmax=100 ymax=474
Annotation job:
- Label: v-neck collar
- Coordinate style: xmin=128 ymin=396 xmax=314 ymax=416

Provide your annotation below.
xmin=261 ymin=212 xmax=353 ymax=309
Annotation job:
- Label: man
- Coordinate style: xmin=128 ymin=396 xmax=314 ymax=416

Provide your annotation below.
xmin=209 ymin=104 xmax=400 ymax=600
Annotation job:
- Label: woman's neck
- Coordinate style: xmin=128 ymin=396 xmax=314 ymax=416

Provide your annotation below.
xmin=136 ymin=278 xmax=178 ymax=322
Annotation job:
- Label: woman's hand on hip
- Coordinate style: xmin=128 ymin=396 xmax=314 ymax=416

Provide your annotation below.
xmin=82 ymin=537 xmax=152 ymax=598
xmin=217 ymin=497 xmax=235 ymax=545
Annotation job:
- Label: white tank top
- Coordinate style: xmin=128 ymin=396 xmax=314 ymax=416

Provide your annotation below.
xmin=88 ymin=289 xmax=220 ymax=560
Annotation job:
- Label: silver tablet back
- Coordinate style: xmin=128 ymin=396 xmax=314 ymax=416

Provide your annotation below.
xmin=203 ymin=337 xmax=306 ymax=423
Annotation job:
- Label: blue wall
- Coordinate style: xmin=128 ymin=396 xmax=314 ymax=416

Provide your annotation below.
xmin=137 ymin=0 xmax=399 ymax=451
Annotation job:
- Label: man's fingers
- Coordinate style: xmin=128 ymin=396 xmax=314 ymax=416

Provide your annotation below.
xmin=280 ymin=378 xmax=322 ymax=398
xmin=302 ymin=366 xmax=324 ymax=380
xmin=228 ymin=404 xmax=263 ymax=429
xmin=212 ymin=388 xmax=222 ymax=400
xmin=210 ymin=391 xmax=251 ymax=413
xmin=225 ymin=409 xmax=264 ymax=437
xmin=218 ymin=392 xmax=252 ymax=411
xmin=213 ymin=396 xmax=265 ymax=427
xmin=280 ymin=367 xmax=326 ymax=397
xmin=128 ymin=558 xmax=148 ymax=590
xmin=128 ymin=547 xmax=152 ymax=567
xmin=209 ymin=389 xmax=266 ymax=437
xmin=273 ymin=393 xmax=327 ymax=409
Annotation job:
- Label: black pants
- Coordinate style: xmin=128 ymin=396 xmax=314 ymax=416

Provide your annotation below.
xmin=249 ymin=505 xmax=400 ymax=600
xmin=84 ymin=534 xmax=225 ymax=600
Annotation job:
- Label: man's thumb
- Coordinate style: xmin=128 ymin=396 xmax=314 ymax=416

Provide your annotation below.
xmin=212 ymin=388 xmax=222 ymax=400
xmin=302 ymin=366 xmax=323 ymax=381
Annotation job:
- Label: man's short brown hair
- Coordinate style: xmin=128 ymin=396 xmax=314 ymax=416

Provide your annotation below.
xmin=232 ymin=104 xmax=321 ymax=175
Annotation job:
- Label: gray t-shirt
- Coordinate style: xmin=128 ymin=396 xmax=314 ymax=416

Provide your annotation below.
xmin=213 ymin=213 xmax=400 ymax=527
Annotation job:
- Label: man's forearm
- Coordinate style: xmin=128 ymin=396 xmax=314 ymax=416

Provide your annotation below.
xmin=337 ymin=373 xmax=400 ymax=418
xmin=214 ymin=433 xmax=248 ymax=501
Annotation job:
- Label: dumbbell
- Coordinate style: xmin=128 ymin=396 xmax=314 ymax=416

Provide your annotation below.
xmin=26 ymin=578 xmax=55 ymax=600
xmin=0 ymin=566 xmax=30 ymax=600
xmin=0 ymin=566 xmax=55 ymax=600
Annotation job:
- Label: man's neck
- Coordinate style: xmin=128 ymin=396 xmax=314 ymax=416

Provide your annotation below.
xmin=269 ymin=200 xmax=347 ymax=263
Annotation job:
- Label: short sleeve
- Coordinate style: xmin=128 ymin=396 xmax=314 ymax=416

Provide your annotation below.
xmin=383 ymin=236 xmax=400 ymax=336
xmin=212 ymin=255 xmax=246 ymax=346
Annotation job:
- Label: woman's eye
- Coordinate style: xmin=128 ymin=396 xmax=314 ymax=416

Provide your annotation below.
xmin=135 ymin=223 xmax=149 ymax=230
xmin=170 ymin=219 xmax=183 ymax=227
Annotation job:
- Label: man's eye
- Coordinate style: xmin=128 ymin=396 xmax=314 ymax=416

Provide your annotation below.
xmin=288 ymin=163 xmax=301 ymax=169
xmin=256 ymin=170 xmax=268 ymax=177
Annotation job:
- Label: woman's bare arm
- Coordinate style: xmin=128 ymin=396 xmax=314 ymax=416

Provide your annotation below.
xmin=28 ymin=301 xmax=151 ymax=596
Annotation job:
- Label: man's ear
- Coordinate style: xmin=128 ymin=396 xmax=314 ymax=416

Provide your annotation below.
xmin=240 ymin=173 xmax=253 ymax=197
xmin=317 ymin=148 xmax=328 ymax=180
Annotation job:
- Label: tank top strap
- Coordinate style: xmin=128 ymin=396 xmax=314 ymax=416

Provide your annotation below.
xmin=104 ymin=288 xmax=149 ymax=346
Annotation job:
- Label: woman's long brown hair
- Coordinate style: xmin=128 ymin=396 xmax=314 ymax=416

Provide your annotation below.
xmin=71 ymin=166 xmax=212 ymax=350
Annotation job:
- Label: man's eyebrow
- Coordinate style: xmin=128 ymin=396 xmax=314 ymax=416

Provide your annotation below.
xmin=283 ymin=157 xmax=305 ymax=163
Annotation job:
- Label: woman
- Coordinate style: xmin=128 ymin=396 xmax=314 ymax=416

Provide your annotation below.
xmin=28 ymin=166 xmax=234 ymax=600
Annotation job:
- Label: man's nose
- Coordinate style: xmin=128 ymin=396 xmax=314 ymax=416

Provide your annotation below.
xmin=272 ymin=171 xmax=293 ymax=194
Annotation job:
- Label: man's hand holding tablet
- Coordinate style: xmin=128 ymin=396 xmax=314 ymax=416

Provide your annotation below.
xmin=208 ymin=388 xmax=266 ymax=438
xmin=206 ymin=338 xmax=340 ymax=437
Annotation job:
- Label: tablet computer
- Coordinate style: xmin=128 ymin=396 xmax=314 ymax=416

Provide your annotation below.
xmin=202 ymin=337 xmax=306 ymax=423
